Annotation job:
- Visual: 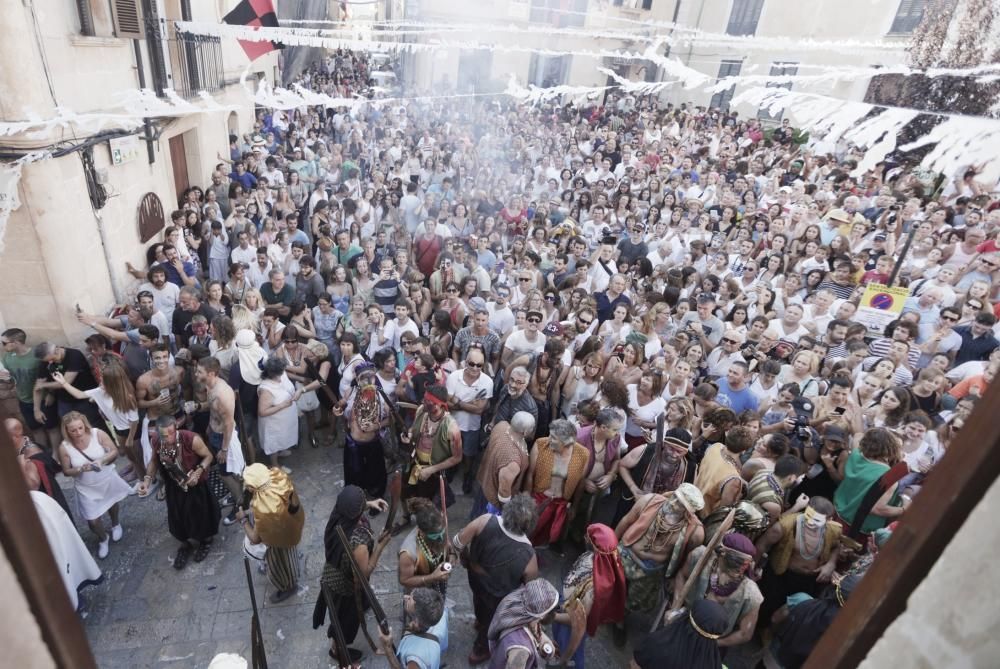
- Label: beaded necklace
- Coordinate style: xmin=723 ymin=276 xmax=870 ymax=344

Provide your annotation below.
xmin=795 ymin=515 xmax=824 ymax=561
xmin=416 ymin=532 xmax=445 ymax=571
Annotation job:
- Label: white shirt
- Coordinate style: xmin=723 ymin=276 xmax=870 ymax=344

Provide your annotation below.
xmin=488 ymin=303 xmax=515 ymax=336
xmin=626 ymin=384 xmax=666 ymax=437
xmin=381 ymin=318 xmax=419 ymax=351
xmin=248 ymin=261 xmax=273 ymax=290
xmin=445 ymin=370 xmax=494 ymax=432
xmin=503 ymin=329 xmax=546 ymax=357
xmin=231 ymin=245 xmax=257 ymax=267
xmin=139 ymin=281 xmax=179 ymax=323
xmin=85 ymin=387 xmax=139 ymax=431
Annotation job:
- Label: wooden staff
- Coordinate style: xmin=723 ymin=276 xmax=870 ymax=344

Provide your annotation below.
xmin=334 ymin=526 xmax=395 ymax=647
xmin=439 ymin=473 xmax=454 ymax=559
xmin=650 ymin=507 xmax=736 ymax=633
xmin=243 ymin=557 xmax=269 ymax=669
xmin=560 ymin=598 xmax=588 ymax=668
xmin=323 ymin=583 xmax=355 ymax=669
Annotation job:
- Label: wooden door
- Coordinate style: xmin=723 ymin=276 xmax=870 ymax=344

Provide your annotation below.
xmin=168 ymin=134 xmax=189 ymax=203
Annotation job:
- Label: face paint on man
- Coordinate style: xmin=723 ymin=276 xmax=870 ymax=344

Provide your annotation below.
xmin=803 ymin=505 xmax=827 ymax=530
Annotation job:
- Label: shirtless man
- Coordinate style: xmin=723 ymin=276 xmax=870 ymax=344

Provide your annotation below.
xmin=135 ymin=345 xmax=184 ymax=496
xmin=195 ymin=356 xmax=245 ymax=524
xmin=613 ymin=484 xmax=705 ymax=642
xmin=342 ymin=364 xmax=392 ymax=499
xmin=754 ymin=496 xmax=842 ymax=632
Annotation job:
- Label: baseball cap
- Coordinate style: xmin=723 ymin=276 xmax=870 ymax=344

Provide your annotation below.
xmin=823 ymin=425 xmax=848 ymax=443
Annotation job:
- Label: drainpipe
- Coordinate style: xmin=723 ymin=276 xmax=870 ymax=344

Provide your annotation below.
xmin=92 ymin=209 xmax=126 ymax=304
xmin=132 ymin=39 xmax=156 ymax=164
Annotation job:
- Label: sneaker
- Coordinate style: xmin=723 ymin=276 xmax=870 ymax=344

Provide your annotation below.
xmin=219 ymin=493 xmax=235 ymax=508
xmin=222 ymin=508 xmax=239 ymax=526
xmin=280 ymin=465 xmax=292 ymax=474
xmin=111 ymin=525 xmax=123 ymax=542
xmin=97 ymin=538 xmax=110 ymax=559
xmin=128 ymin=482 xmax=139 ymax=496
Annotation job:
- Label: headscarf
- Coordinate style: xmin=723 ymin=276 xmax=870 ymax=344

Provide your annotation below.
xmin=722 ymin=532 xmax=756 ymax=560
xmin=487 ymin=578 xmax=559 ymax=643
xmin=585 ymin=524 xmax=626 ymax=636
xmin=632 ymin=599 xmax=727 ymax=669
xmin=323 ymin=485 xmax=366 ymax=567
xmin=242 ymin=463 xmax=270 ymax=489
xmin=235 ymin=329 xmax=265 ymax=385
xmin=776 ymin=574 xmax=862 ymax=669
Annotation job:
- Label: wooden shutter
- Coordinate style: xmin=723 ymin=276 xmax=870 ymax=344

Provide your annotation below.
xmin=111 ymin=0 xmax=144 ymax=39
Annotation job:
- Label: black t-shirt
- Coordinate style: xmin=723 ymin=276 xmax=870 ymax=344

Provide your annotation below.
xmin=46 ymin=347 xmax=98 ymax=403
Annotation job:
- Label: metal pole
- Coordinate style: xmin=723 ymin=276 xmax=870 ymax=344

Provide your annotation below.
xmin=886 ymin=220 xmax=919 ymax=287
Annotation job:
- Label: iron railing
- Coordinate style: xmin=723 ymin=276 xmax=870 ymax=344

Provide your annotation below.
xmin=168 ymin=31 xmax=225 ymax=97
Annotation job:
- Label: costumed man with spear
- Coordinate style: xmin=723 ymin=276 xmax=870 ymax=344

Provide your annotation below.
xmin=668 ymin=532 xmax=763 ymax=652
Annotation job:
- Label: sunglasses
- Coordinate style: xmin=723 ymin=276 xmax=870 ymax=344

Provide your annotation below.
xmin=527 ymin=317 xmax=542 ymax=324
xmin=466 ymin=361 xmax=484 ymax=368
xmin=721 ymin=338 xmax=739 ymax=345
xmin=578 ymin=318 xmax=593 ymax=326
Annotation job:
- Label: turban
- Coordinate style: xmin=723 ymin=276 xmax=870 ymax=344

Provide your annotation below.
xmin=674 ymin=483 xmax=705 ymax=513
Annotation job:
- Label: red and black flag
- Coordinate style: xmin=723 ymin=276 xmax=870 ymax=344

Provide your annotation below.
xmin=223 ymin=0 xmax=282 ymax=61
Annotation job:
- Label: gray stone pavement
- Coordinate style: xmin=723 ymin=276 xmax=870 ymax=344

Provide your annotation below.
xmin=68 ymin=433 xmax=648 ymax=668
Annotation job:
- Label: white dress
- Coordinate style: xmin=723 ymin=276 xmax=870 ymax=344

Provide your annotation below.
xmin=31 ymin=491 xmax=101 ymax=610
xmin=64 ymin=431 xmax=132 ymax=521
xmin=258 ymin=375 xmax=299 ymax=456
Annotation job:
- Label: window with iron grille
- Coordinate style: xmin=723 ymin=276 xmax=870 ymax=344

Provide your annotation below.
xmin=709 ymin=60 xmax=742 ymax=111
xmin=757 ymin=62 xmax=797 ymax=121
xmin=726 ymin=0 xmax=765 ymax=36
xmin=888 ymin=0 xmax=929 ymax=34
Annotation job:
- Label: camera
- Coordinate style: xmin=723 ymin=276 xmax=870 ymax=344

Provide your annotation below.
xmin=794 ymin=415 xmax=811 ymax=441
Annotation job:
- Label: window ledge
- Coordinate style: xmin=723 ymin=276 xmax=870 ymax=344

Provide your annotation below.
xmin=70 ymin=35 xmax=128 ymax=48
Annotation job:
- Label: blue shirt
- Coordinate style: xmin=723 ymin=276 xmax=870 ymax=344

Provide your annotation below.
xmin=229 ymin=170 xmax=257 ymax=190
xmin=396 ymin=610 xmax=448 ymax=669
xmin=715 ymin=377 xmax=760 ymax=414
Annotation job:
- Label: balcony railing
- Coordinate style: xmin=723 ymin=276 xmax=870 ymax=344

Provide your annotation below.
xmin=168 ymin=32 xmax=225 ymax=98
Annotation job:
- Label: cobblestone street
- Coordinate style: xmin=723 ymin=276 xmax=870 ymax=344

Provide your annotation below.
xmin=74 ymin=435 xmax=640 ymax=668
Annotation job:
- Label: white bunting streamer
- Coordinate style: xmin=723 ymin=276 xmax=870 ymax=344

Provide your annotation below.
xmin=0 ymin=89 xmax=237 ymax=140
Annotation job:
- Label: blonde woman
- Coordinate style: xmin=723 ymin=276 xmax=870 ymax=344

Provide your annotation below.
xmin=57 ymin=412 xmax=133 ymax=559
xmin=52 ymin=357 xmax=141 ymax=482
xmin=777 ymin=350 xmax=821 ymax=398
xmin=230 ymin=303 xmax=259 ymax=334
xmin=243 ymin=287 xmax=265 ymax=319
xmin=272 ymin=186 xmax=296 ymax=220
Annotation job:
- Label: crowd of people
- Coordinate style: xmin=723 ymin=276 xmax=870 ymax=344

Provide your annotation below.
xmin=2 ymin=46 xmax=997 ymax=668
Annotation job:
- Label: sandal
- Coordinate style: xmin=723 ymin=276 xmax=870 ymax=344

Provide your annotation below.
xmin=193 ymin=540 xmax=212 ymax=563
xmin=173 ymin=545 xmax=192 ymax=570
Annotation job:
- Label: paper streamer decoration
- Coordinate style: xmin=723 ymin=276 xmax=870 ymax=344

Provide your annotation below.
xmin=0 ymin=162 xmax=23 ymax=255
xmin=0 ymin=89 xmax=238 ymax=140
